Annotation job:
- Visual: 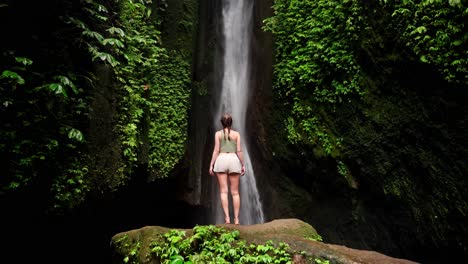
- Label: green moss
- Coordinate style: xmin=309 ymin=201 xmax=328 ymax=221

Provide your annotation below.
xmin=265 ymin=0 xmax=468 ymax=254
xmin=113 ymin=234 xmax=142 ymax=264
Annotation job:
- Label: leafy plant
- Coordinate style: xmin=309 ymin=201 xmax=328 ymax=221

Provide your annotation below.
xmin=115 ymin=235 xmax=142 ymax=264
xmin=148 ymin=225 xmax=327 ymax=264
xmin=0 ymin=0 xmax=194 ymax=211
xmin=68 ymin=0 xmax=193 ymax=183
xmin=263 ymin=0 xmax=468 ymax=255
xmin=262 ymin=0 xmax=366 ymax=177
xmin=386 ymin=0 xmax=468 ymax=84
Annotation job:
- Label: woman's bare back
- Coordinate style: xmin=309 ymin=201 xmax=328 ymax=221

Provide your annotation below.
xmin=217 ymin=129 xmax=240 ymax=141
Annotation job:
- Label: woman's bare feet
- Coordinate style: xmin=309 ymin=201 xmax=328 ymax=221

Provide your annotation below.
xmin=225 ymin=216 xmax=231 ymax=224
xmin=234 ymin=218 xmax=240 ymax=225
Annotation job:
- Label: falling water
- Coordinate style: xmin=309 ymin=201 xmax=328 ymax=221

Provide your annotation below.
xmin=212 ymin=0 xmax=265 ymax=225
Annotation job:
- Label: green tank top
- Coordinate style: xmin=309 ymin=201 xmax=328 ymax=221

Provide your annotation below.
xmin=219 ymin=133 xmax=237 ymax=153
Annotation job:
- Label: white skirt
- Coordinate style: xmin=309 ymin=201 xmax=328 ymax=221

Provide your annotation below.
xmin=213 ymin=153 xmax=242 ymax=174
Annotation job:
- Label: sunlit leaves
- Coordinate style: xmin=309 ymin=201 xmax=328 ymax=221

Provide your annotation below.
xmin=82 ymin=29 xmax=104 ymax=42
xmin=34 ymin=75 xmax=79 ymax=97
xmin=92 ymin=52 xmax=119 ymax=67
xmin=448 ymin=0 xmax=462 ymax=7
xmin=68 ymin=128 xmax=84 ymax=142
xmin=48 ymin=83 xmax=68 ymax=97
xmin=1 ymin=70 xmax=25 ymax=85
xmin=412 ymin=26 xmax=427 ymax=34
xmin=96 ymin=3 xmax=108 ymax=13
xmin=102 ymin=38 xmax=125 ymax=48
xmin=107 ymin=26 xmax=125 ymax=37
xmin=56 ymin=75 xmax=78 ymax=94
xmin=15 ymin=57 xmax=33 ymax=66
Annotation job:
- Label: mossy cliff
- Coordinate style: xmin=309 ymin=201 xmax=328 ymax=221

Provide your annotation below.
xmin=252 ymin=1 xmax=468 ymax=262
xmin=0 ymin=0 xmax=199 ymax=210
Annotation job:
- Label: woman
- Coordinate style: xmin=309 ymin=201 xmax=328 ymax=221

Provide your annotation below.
xmin=209 ymin=114 xmax=245 ymax=225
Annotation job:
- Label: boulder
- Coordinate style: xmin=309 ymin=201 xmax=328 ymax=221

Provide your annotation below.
xmin=110 ymin=218 xmax=419 ymax=264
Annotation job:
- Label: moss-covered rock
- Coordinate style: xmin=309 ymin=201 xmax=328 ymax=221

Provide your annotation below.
xmin=110 ymin=218 xmax=418 ymax=264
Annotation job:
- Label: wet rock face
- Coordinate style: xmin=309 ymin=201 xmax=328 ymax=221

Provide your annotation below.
xmin=88 ymin=64 xmax=124 ymax=191
xmin=110 ymin=218 xmax=419 ymax=264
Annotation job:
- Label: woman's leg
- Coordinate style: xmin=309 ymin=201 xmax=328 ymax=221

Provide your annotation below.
xmin=229 ymin=173 xmax=241 ymax=224
xmin=216 ymin=172 xmax=230 ymax=223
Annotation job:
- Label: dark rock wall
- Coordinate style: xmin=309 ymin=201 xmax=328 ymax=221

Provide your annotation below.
xmin=181 ymin=0 xmax=222 ymax=208
xmin=87 ymin=64 xmax=124 ymax=193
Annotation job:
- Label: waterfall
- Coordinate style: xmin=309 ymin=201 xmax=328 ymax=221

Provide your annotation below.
xmin=212 ymin=0 xmax=265 ymax=225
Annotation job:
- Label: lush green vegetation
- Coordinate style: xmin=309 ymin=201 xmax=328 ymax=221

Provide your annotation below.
xmin=0 ymin=0 xmax=195 ymax=212
xmin=391 ymin=0 xmax=468 ymax=84
xmin=263 ymin=0 xmax=366 ymax=158
xmin=1 ymin=0 xmax=467 ymax=261
xmin=114 ymin=225 xmax=329 ymax=264
xmin=263 ymin=0 xmax=467 ymax=160
xmin=264 ymin=0 xmax=467 ymax=255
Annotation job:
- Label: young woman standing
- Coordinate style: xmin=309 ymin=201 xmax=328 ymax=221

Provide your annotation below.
xmin=209 ymin=114 xmax=245 ymax=224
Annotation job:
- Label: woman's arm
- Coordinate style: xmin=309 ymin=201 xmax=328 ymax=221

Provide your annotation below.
xmin=209 ymin=132 xmax=220 ymax=176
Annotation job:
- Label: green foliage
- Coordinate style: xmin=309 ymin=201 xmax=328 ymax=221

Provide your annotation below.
xmin=264 ymin=0 xmax=467 ymax=157
xmin=146 ymin=52 xmax=190 ymax=178
xmin=68 ymin=0 xmax=192 ymax=180
xmin=1 ymin=70 xmax=25 ymax=85
xmin=0 ymin=48 xmax=89 ymax=210
xmin=115 ymin=0 xmax=190 ymax=178
xmin=146 ymin=225 xmax=326 ymax=264
xmin=115 ymin=235 xmax=142 ymax=264
xmin=263 ymin=0 xmax=365 ymax=159
xmin=34 ymin=75 xmax=79 ymax=97
xmin=386 ymin=0 xmax=468 ymax=84
xmin=304 ymin=233 xmax=322 ymax=242
xmin=264 ymin=0 xmax=468 ymax=253
xmin=314 ymin=259 xmax=329 ymax=264
xmin=1 ymin=0 xmax=195 ymax=211
xmin=262 ymin=0 xmax=365 ymax=187
xmin=51 ymin=158 xmax=90 ymax=211
xmin=113 ymin=0 xmax=164 ymax=172
xmin=263 ymin=0 xmax=365 ymax=103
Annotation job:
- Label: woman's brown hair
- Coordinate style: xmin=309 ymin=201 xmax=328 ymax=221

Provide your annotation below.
xmin=220 ymin=114 xmax=232 ymax=140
